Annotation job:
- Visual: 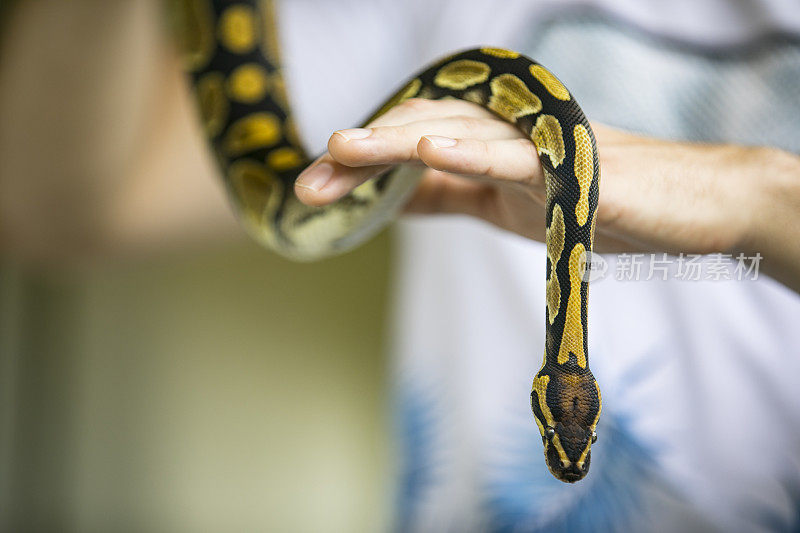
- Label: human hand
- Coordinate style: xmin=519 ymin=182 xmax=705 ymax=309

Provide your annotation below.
xmin=295 ymin=98 xmax=800 ymax=289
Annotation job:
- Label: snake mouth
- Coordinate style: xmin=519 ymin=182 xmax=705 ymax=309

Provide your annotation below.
xmin=551 ymin=462 xmax=588 ymax=483
xmin=545 ymin=438 xmax=591 ymax=483
xmin=546 ymin=445 xmax=590 ymax=483
xmin=559 ymin=467 xmax=586 ymax=483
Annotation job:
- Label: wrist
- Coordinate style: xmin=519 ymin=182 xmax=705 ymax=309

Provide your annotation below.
xmin=738 ymin=146 xmax=800 ymax=291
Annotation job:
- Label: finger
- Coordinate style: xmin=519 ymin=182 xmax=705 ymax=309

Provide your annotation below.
xmin=417 ymin=136 xmax=544 ymax=185
xmin=297 ymin=131 xmax=542 ymax=207
xmin=294 ymin=156 xmax=392 ymax=207
xmin=327 ymin=116 xmax=523 ymax=167
xmin=295 ymin=98 xmax=504 ymax=206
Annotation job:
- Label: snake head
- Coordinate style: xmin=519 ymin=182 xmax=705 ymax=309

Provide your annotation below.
xmin=542 ymin=421 xmax=595 ymax=482
xmin=531 ymin=368 xmax=601 ymax=483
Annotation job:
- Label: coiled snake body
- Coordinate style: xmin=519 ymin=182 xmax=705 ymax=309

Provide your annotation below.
xmin=175 ymin=0 xmax=601 ymax=483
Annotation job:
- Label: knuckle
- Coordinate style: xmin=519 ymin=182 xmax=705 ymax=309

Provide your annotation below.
xmin=476 ymin=142 xmax=495 ymax=175
xmin=478 ymin=139 xmax=492 ymax=159
xmin=518 ymin=138 xmax=540 ymax=158
xmin=454 ymin=115 xmax=485 ymax=136
xmin=509 ymin=138 xmax=538 ymax=163
xmin=514 ymin=139 xmax=543 ymax=183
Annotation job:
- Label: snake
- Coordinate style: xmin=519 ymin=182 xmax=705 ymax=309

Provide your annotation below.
xmin=172 ymin=0 xmax=602 ymax=483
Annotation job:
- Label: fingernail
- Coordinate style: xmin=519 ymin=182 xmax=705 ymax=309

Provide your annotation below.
xmin=334 ymin=128 xmax=372 ymax=141
xmin=423 ymin=135 xmax=457 ymax=148
xmin=296 ymin=162 xmax=333 ymax=192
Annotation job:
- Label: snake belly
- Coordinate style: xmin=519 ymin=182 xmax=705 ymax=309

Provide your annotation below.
xmin=173 ymin=0 xmax=602 ymax=483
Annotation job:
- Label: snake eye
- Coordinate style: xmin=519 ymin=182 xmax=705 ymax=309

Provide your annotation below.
xmin=591 ymin=431 xmax=598 ymax=443
xmin=545 ymin=427 xmax=555 ymax=440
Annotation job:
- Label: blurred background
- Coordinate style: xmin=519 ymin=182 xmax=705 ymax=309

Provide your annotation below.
xmin=1 ymin=2 xmax=392 ymax=531
xmin=3 ymin=1 xmax=800 ymax=532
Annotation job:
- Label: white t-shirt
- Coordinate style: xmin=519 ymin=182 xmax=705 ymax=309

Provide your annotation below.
xmin=279 ymin=1 xmax=800 ymax=531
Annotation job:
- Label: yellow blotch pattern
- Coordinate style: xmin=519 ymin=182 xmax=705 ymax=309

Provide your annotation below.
xmin=557 ymin=243 xmax=587 ymax=368
xmin=533 ymin=374 xmax=571 ymax=468
xmin=351 ymin=180 xmax=379 ymax=203
xmin=481 ymin=47 xmax=520 ymax=59
xmin=531 ymin=374 xmax=555 ymax=428
xmin=227 ymin=63 xmax=270 ymax=104
xmin=224 ymin=112 xmax=282 ymax=156
xmin=487 ymin=74 xmax=542 ymax=122
xmin=434 ymin=60 xmax=491 ymax=90
xmin=416 ymin=86 xmax=437 ymax=100
xmin=550 ymin=434 xmax=571 ymax=467
xmin=228 ymin=158 xmax=282 ymax=227
xmin=573 ymin=124 xmax=594 ymax=226
xmin=529 ymin=64 xmax=571 ymax=101
xmin=173 ymin=0 xmax=215 ymax=71
xmin=267 ymin=147 xmax=303 ymax=172
xmin=577 ymin=439 xmax=591 ymax=469
xmin=531 ymin=114 xmax=566 ymax=168
xmin=462 ymin=89 xmax=487 ymax=105
xmin=219 ymin=4 xmax=258 ymax=54
xmin=546 ymin=203 xmax=565 ymax=324
xmin=196 ymin=72 xmax=228 ymax=138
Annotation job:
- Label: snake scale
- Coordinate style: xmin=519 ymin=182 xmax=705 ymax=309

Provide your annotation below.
xmin=173 ymin=0 xmax=601 ymax=483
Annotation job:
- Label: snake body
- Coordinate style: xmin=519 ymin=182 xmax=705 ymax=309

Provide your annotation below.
xmin=175 ymin=0 xmax=601 ymax=483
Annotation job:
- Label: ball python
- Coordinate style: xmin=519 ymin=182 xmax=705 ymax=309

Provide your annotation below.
xmin=173 ymin=0 xmax=601 ymax=483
